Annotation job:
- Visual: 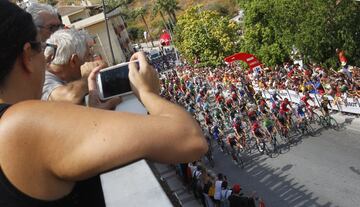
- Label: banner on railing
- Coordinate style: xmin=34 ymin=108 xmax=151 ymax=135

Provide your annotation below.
xmin=253 ymin=88 xmax=360 ymax=114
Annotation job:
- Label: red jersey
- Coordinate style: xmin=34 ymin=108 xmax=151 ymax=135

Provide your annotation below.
xmin=280 ymin=101 xmax=291 ymax=112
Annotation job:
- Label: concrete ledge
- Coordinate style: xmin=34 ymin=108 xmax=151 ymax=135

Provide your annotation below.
xmin=100 ymin=95 xmax=172 ymax=206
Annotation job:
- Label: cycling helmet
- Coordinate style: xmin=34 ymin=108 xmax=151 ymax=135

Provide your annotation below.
xmin=284 ymin=98 xmax=289 ymax=103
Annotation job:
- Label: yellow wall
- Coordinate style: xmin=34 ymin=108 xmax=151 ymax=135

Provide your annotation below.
xmin=85 ymin=22 xmax=126 ymax=65
xmin=69 ymin=10 xmax=90 ymax=24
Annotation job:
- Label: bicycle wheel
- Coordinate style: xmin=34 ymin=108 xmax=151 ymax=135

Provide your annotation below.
xmin=306 ymin=123 xmax=316 ymax=136
xmin=255 ymin=140 xmax=265 ymax=154
xmin=245 ymin=136 xmax=256 ymax=154
xmin=313 ymin=113 xmax=322 ymax=125
xmin=329 ymin=117 xmax=340 ymax=130
xmin=236 ymin=152 xmax=245 ymax=169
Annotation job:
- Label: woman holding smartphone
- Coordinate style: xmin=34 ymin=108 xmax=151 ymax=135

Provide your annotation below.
xmin=0 ymin=1 xmax=207 ymax=206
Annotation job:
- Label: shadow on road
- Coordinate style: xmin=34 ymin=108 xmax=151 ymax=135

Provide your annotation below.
xmin=212 ymin=148 xmax=336 ymax=207
xmin=349 ymin=166 xmax=360 ymax=176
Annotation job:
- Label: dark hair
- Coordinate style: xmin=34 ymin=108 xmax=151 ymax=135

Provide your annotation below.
xmin=221 ymin=181 xmax=228 ymax=189
xmin=217 ymin=173 xmax=223 ymax=180
xmin=0 ymin=1 xmax=37 ymax=85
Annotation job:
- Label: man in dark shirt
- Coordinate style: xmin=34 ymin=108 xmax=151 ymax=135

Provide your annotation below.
xmin=228 ymin=184 xmax=256 ymax=207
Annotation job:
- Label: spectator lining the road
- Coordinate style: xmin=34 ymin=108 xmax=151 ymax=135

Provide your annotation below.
xmin=0 ymin=2 xmax=208 ymax=205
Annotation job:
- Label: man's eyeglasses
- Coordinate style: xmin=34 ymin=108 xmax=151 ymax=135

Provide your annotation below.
xmin=29 ymin=41 xmax=58 ymax=63
xmin=37 ymin=24 xmax=65 ymax=33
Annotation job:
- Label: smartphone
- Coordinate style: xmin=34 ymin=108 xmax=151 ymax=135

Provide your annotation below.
xmin=97 ymin=61 xmax=138 ymax=100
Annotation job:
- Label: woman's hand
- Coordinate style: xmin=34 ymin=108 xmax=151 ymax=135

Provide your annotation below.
xmin=128 ymin=52 xmax=160 ymax=98
xmin=87 ymin=64 xmax=122 ymax=110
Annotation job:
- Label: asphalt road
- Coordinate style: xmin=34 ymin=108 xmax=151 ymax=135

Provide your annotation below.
xmin=207 ymin=117 xmax=360 ymax=207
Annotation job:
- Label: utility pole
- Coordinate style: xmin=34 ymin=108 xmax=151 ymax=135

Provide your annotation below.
xmin=102 ymin=0 xmax=116 ymax=65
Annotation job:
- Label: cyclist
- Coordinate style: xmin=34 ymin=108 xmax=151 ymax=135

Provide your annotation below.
xmin=263 ymin=115 xmax=275 ymax=139
xmin=280 ymin=98 xmax=293 ymax=124
xmin=320 ymin=95 xmax=331 ymax=117
xmin=301 ymin=91 xmax=315 ymax=109
xmin=213 ymin=108 xmax=224 ymax=122
xmin=212 ymin=123 xmax=225 ymax=151
xmin=254 ymin=91 xmax=263 ymax=104
xmin=204 ymin=111 xmax=213 ymax=128
xmin=225 ymin=97 xmax=234 ymax=110
xmin=247 ymin=107 xmax=258 ymax=123
xmin=233 ymin=116 xmax=246 ymax=143
xmin=295 ymin=102 xmax=307 ymax=131
xmin=258 ymin=98 xmax=269 ymax=115
xmin=280 ymin=98 xmax=292 ymax=113
xmin=227 ymin=134 xmax=241 ymax=164
xmin=276 ymin=109 xmax=289 ymax=137
xmin=251 ymin=121 xmax=266 ymax=149
xmin=271 ymin=90 xmax=282 ymax=103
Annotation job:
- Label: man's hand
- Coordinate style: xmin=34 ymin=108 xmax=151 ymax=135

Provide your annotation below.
xmin=81 ymin=60 xmax=107 ymax=78
xmin=87 ymin=66 xmax=122 ymax=110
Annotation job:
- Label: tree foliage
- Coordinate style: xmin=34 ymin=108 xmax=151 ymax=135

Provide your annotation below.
xmin=174 ymin=5 xmax=241 ymax=67
xmin=238 ymin=0 xmax=360 ymax=67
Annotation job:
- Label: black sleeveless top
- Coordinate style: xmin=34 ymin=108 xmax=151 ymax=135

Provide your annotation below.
xmin=0 ymin=104 xmax=106 ymax=207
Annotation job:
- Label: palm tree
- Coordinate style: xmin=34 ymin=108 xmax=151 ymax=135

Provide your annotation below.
xmin=167 ymin=0 xmax=180 ymax=23
xmin=152 ymin=2 xmax=170 ymax=32
xmin=155 ymin=0 xmax=180 ymax=25
xmin=132 ymin=6 xmax=154 ymax=47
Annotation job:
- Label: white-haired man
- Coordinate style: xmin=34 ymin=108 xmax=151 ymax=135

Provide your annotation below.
xmin=42 ymin=29 xmax=121 ymax=109
xmin=26 ymin=3 xmax=64 ymax=42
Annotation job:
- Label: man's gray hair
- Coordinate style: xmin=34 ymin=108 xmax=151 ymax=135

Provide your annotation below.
xmin=45 ymin=29 xmax=89 ymax=65
xmin=26 ymin=3 xmax=58 ymax=26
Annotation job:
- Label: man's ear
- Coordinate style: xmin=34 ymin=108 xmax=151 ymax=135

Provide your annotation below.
xmin=70 ymin=54 xmax=80 ymax=68
xmin=21 ymin=42 xmax=35 ymax=73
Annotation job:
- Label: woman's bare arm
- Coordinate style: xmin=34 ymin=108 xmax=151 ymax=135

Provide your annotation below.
xmin=0 ymin=52 xmax=207 ymax=182
xmin=1 ymin=96 xmax=207 ymax=181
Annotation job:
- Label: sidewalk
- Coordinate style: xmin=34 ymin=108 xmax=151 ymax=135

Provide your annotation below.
xmin=152 ymin=163 xmax=202 ymax=207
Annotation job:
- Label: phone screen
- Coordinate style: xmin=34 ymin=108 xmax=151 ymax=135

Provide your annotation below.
xmin=99 ymin=65 xmax=132 ymax=99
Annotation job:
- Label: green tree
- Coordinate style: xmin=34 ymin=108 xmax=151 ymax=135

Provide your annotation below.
xmin=104 ymin=0 xmax=133 ymax=13
xmin=238 ymin=0 xmax=360 ymax=67
xmin=152 ymin=1 xmax=170 ymax=32
xmin=154 ymin=0 xmax=180 ymax=25
xmin=132 ymin=6 xmax=155 ymax=46
xmin=174 ymin=5 xmax=241 ymax=67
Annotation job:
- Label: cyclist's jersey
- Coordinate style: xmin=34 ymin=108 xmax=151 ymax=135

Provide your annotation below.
xmin=296 ymin=105 xmax=306 ymax=117
xmin=280 ymin=101 xmax=291 ymax=112
xmin=233 ymin=121 xmax=242 ymax=133
xmin=225 ymin=99 xmax=233 ymax=108
xmin=321 ymin=100 xmax=330 ymax=112
xmin=212 ymin=125 xmax=220 ymax=139
xmin=321 ymin=100 xmax=330 ymax=108
xmin=220 ymin=103 xmax=227 ymax=112
xmin=214 ymin=110 xmax=222 ymax=119
xmin=195 ymin=94 xmax=202 ymax=103
xmin=202 ymin=102 xmax=209 ymax=111
xmin=259 ymin=99 xmax=267 ymax=106
xmin=239 ymin=89 xmax=245 ymax=97
xmin=228 ymin=136 xmax=237 ymax=147
xmin=239 ymin=103 xmax=247 ymax=112
xmin=277 ymin=114 xmax=287 ymax=125
xmin=263 ymin=118 xmax=273 ymax=128
xmin=216 ymin=95 xmax=224 ymax=103
xmin=205 ymin=114 xmax=212 ymax=125
xmin=248 ymin=110 xmax=257 ymax=122
xmin=251 ymin=122 xmax=260 ymax=132
xmin=272 ymin=92 xmax=280 ymax=102
xmin=301 ymin=96 xmax=312 ymax=107
xmin=231 ymin=93 xmax=238 ymax=101
xmin=187 ymin=106 xmax=195 ymax=115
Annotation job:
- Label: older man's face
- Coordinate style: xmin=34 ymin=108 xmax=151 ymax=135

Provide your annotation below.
xmin=38 ymin=12 xmax=62 ymax=42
